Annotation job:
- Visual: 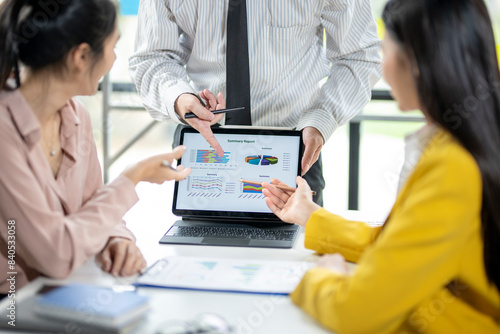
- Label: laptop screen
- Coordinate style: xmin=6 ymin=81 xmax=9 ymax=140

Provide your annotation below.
xmin=172 ymin=127 xmax=303 ymax=220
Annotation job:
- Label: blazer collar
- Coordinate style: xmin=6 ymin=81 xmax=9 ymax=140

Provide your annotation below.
xmin=382 ymin=128 xmax=450 ymax=227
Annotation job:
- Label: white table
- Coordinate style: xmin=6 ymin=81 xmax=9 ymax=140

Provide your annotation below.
xmin=0 ymin=181 xmax=335 ymax=334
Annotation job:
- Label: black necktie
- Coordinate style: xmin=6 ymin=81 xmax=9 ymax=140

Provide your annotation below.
xmin=225 ymin=0 xmax=251 ymax=125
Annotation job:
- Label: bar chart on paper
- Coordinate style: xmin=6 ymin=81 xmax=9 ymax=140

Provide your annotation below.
xmin=232 ymin=264 xmax=261 ymax=285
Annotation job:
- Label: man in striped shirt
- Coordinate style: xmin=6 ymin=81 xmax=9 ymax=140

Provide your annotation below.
xmin=129 ymin=0 xmax=382 ymax=205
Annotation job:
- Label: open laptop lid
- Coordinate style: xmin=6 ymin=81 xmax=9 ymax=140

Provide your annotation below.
xmin=172 ymin=127 xmax=303 ymax=221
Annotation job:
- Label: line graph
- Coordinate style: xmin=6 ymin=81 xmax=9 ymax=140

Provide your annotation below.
xmin=191 ymin=176 xmax=223 ymax=192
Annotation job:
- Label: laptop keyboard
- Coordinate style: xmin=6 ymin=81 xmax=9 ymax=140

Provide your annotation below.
xmin=167 ymin=226 xmax=296 ymax=241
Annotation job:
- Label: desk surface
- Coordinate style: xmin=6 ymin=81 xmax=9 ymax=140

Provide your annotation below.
xmin=0 ymin=182 xmax=334 ymax=334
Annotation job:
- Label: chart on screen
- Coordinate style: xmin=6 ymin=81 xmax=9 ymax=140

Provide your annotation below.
xmin=176 ymin=132 xmax=300 ymax=213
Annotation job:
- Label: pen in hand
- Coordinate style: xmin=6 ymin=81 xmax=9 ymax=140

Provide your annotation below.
xmin=239 ymin=179 xmax=317 ymax=195
xmin=184 ymin=107 xmax=245 ymax=119
xmin=162 ymin=160 xmax=177 ymax=170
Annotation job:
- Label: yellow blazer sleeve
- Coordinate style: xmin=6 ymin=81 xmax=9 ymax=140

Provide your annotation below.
xmin=291 ymin=140 xmax=482 ymax=333
xmin=305 ymin=209 xmax=382 ymax=263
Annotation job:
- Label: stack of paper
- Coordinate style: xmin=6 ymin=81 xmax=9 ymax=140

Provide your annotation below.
xmin=33 ymin=284 xmax=149 ymax=333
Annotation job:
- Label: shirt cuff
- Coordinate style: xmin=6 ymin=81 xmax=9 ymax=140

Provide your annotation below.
xmin=108 ymin=175 xmax=139 ymax=209
xmin=106 ymin=175 xmax=139 ymax=241
xmin=304 ymin=208 xmax=330 ymax=250
xmin=296 ymin=109 xmax=339 ymax=143
xmin=162 ymin=81 xmax=197 ymax=124
xmin=290 ymin=266 xmax=345 ymax=310
xmin=109 ymin=222 xmax=136 ymax=243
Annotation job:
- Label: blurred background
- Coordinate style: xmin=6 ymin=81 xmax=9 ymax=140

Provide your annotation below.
xmin=50 ymin=0 xmax=500 ymax=218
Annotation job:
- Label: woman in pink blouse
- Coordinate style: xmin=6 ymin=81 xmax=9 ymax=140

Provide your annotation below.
xmin=0 ymin=0 xmax=212 ymax=294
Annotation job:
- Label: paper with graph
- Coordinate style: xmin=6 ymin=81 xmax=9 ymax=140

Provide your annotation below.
xmin=135 ymin=257 xmax=314 ymax=295
xmin=176 ymin=132 xmax=301 ymax=213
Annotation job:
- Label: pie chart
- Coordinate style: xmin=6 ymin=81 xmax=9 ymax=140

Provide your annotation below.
xmin=245 ymin=155 xmax=278 ymax=166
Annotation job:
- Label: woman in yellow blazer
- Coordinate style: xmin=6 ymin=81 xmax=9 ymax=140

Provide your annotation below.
xmin=262 ymin=0 xmax=500 ymax=333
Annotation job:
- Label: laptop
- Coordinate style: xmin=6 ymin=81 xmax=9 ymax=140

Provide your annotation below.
xmin=160 ymin=126 xmax=304 ymax=248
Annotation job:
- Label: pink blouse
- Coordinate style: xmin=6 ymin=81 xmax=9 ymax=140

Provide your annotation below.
xmin=0 ymin=88 xmax=139 ymax=293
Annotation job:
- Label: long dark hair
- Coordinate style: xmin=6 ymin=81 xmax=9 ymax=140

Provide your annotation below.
xmin=383 ymin=0 xmax=500 ymax=290
xmin=0 ymin=0 xmax=117 ymax=89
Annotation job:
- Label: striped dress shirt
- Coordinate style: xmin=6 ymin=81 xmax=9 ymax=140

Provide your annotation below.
xmin=129 ymin=0 xmax=382 ymax=142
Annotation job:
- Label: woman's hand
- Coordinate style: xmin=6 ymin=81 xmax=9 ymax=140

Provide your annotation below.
xmin=123 ymin=145 xmax=192 ymax=185
xmin=262 ymin=176 xmax=321 ymax=227
xmin=97 ymin=237 xmax=147 ymax=277
xmin=317 ymin=253 xmax=349 ymax=275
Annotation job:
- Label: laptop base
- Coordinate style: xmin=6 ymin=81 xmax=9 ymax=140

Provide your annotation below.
xmin=160 ymin=220 xmax=300 ymax=248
